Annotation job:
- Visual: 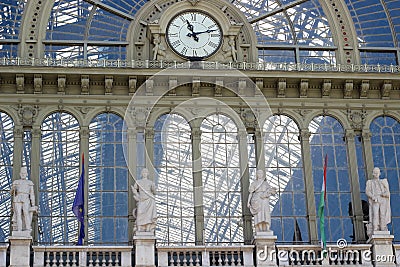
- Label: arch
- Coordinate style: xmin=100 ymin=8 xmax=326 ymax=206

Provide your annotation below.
xmin=35 ymin=107 xmax=84 ymax=129
xmin=364 ymin=111 xmax=400 ymax=131
xmin=303 ymin=109 xmax=351 ymax=132
xmin=84 ymin=107 xmax=127 ymax=127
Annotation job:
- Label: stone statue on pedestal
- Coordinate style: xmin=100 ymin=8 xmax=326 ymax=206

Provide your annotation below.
xmin=10 ymin=167 xmax=37 ymax=234
xmin=131 ymin=168 xmax=157 ymax=233
xmin=248 ymin=169 xmax=277 ymax=232
xmin=366 ymin=167 xmax=391 ymax=236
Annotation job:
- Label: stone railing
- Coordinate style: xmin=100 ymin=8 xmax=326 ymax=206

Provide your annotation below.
xmin=0 ymin=244 xmax=8 ymax=267
xmin=275 ymin=244 xmax=372 ymax=266
xmin=32 ymin=246 xmax=132 ymax=267
xmin=157 ymin=245 xmax=254 ymax=267
xmin=394 ymin=244 xmax=400 ymax=267
xmin=1 ymin=57 xmax=400 ymax=73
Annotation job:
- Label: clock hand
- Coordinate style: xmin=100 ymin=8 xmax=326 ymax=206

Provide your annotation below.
xmin=192 ymin=29 xmax=218 ymax=35
xmin=186 ymin=20 xmax=199 ymax=42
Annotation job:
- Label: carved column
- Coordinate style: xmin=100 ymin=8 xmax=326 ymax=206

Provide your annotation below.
xmin=238 ymin=130 xmax=253 ymax=244
xmin=80 ymin=126 xmax=90 ymax=245
xmin=345 ymin=129 xmax=366 ymax=242
xmin=12 ymin=127 xmax=24 ymax=181
xmin=254 ymin=130 xmax=265 ymax=171
xmin=191 ymin=125 xmax=204 ymax=245
xmin=127 ymin=128 xmax=137 ymax=241
xmin=299 ymin=129 xmax=318 ymax=244
xmin=145 ymin=128 xmax=155 ymax=180
xmin=362 ymin=129 xmax=374 ymax=180
xmin=30 ymin=127 xmax=41 ymax=243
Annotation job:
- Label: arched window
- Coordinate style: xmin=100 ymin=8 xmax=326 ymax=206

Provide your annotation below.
xmin=39 ymin=112 xmax=80 ymax=244
xmin=370 ymin=116 xmax=400 ymax=241
xmin=201 ymin=114 xmax=243 ymax=244
xmin=154 ymin=114 xmax=194 ymax=245
xmin=263 ymin=115 xmax=308 ymax=243
xmin=88 ymin=113 xmax=128 ymax=245
xmin=0 ymin=112 xmax=14 ymax=242
xmin=310 ymin=116 xmax=352 ymax=242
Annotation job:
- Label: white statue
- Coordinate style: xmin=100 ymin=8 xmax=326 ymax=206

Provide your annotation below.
xmin=248 ymin=169 xmax=277 ymax=232
xmin=223 ymin=36 xmax=237 ymax=62
xmin=366 ymin=167 xmax=391 ymax=235
xmin=152 ymin=34 xmax=166 ymax=61
xmin=10 ymin=167 xmax=37 ymax=233
xmin=131 ymin=168 xmax=157 ymax=233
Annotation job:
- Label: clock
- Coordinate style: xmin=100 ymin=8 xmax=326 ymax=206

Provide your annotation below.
xmin=166 ymin=11 xmax=222 ymax=59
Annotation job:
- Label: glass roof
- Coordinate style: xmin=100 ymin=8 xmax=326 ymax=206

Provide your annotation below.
xmin=0 ymin=0 xmax=399 ymax=64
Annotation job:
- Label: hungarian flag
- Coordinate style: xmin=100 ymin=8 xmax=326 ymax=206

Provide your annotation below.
xmin=72 ymin=153 xmax=85 ymax=245
xmin=318 ymin=154 xmax=328 ymax=253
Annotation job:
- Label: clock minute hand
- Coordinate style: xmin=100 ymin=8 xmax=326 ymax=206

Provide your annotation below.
xmin=192 ymin=29 xmax=217 ymax=35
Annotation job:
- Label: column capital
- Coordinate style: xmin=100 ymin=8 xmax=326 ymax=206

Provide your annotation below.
xmin=31 ymin=127 xmax=41 ymax=138
xmin=362 ymin=129 xmax=372 ymax=141
xmin=345 ymin=129 xmax=356 ymax=141
xmin=191 ymin=128 xmax=202 ymax=139
xmin=13 ymin=127 xmax=24 ymax=138
xmin=80 ymin=126 xmax=90 ymax=139
xmin=127 ymin=128 xmax=137 ymax=139
xmin=237 ymin=130 xmax=248 ymax=141
xmin=145 ymin=128 xmax=154 ymax=139
xmin=299 ymin=129 xmax=311 ymax=141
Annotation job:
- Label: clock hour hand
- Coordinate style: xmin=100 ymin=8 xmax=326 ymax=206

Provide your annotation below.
xmin=186 ymin=20 xmax=199 ymax=42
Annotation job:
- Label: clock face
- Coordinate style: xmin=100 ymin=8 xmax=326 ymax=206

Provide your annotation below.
xmin=166 ymin=11 xmax=222 ymax=59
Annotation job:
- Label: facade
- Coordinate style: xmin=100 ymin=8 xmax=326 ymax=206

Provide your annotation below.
xmin=1 ymin=0 xmax=400 ymax=266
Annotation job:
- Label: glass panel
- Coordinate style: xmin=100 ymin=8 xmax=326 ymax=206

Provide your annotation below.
xmin=264 ymin=115 xmax=307 ymax=243
xmin=0 ymin=112 xmax=14 ymax=242
xmin=201 ymin=114 xmax=243 ymax=244
xmin=88 ymin=113 xmax=128 ymax=245
xmin=39 ymin=112 xmax=80 ymax=245
xmin=370 ymin=116 xmax=400 ymax=241
xmin=154 ymin=114 xmax=194 ymax=245
xmin=310 ymin=116 xmax=353 ymax=242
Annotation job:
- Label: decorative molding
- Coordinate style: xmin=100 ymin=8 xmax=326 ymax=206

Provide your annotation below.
xmin=240 ymin=109 xmax=256 ymax=129
xmin=192 ymin=77 xmax=200 ymax=96
xmin=381 ymin=80 xmax=392 ymax=99
xmin=81 ymin=75 xmax=89 ymax=95
xmin=105 ymin=76 xmax=113 ymax=95
xmin=146 ymin=78 xmax=154 ymax=96
xmin=322 ymin=79 xmax=331 ymax=98
xmin=360 ymin=80 xmax=369 ymax=99
xmin=169 ymin=77 xmax=177 ymax=96
xmin=238 ymin=78 xmax=246 ymax=96
xmin=277 ymin=78 xmax=286 ymax=98
xmin=16 ymin=74 xmax=24 ymax=94
xmin=299 ymin=129 xmax=311 ymax=141
xmin=34 ymin=74 xmax=42 ymax=94
xmin=215 ymin=78 xmax=223 ymax=97
xmin=80 ymin=127 xmax=90 ymax=139
xmin=300 ymin=79 xmax=308 ymax=98
xmin=255 ymin=78 xmax=263 ymax=96
xmin=58 ymin=75 xmax=66 ymax=94
xmin=344 ymin=80 xmax=353 ymax=98
xmin=346 ymin=108 xmax=366 ymax=131
xmin=74 ymin=106 xmax=94 ymax=115
xmin=129 ymin=76 xmax=137 ymax=95
xmin=187 ymin=0 xmax=201 ymax=6
xmin=17 ymin=105 xmax=39 ymax=127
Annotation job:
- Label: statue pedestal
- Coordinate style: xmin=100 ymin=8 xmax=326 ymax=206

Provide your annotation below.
xmin=134 ymin=231 xmax=156 ymax=267
xmin=253 ymin=231 xmax=277 ymax=267
xmin=9 ymin=234 xmax=32 ymax=267
xmin=368 ymin=231 xmax=395 ymax=266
